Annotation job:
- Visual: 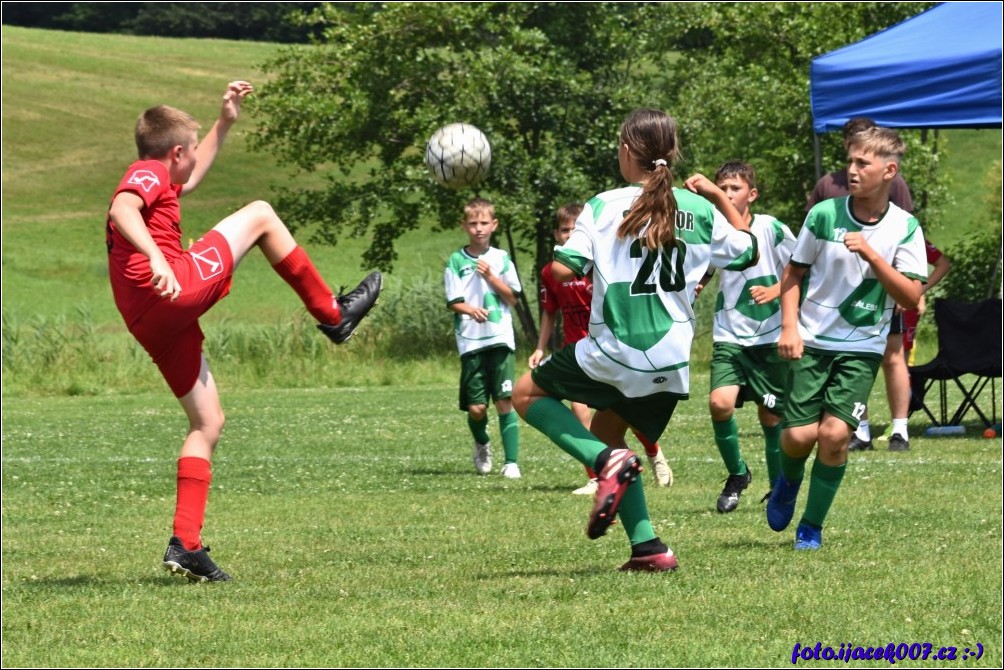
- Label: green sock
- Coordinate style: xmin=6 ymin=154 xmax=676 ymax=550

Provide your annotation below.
xmin=524 ymin=397 xmax=604 ymax=466
xmin=761 ymin=422 xmax=782 ymax=486
xmin=498 ymin=411 xmax=520 ymax=464
xmin=780 ymin=449 xmax=808 ymax=483
xmin=713 ymin=416 xmax=747 ymax=476
xmin=800 ymin=459 xmax=846 ymax=529
xmin=467 ymin=415 xmax=490 ymax=445
xmin=525 ymin=398 xmax=655 ymax=545
xmin=619 ymin=478 xmax=657 ymax=546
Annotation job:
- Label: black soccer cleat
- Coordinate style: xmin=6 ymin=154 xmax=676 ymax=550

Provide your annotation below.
xmin=887 ymin=433 xmax=910 ymax=452
xmin=162 ymin=536 xmax=232 ymax=583
xmin=317 ymin=271 xmax=383 ymax=345
xmin=848 ymin=434 xmax=874 ymax=451
xmin=716 ymin=467 xmax=753 ymax=513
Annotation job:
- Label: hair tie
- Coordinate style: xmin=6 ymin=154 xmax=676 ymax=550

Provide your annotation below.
xmin=653 ymin=159 xmax=667 ymax=167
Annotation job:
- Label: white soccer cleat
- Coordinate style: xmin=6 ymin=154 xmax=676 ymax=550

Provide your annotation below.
xmin=572 ymin=479 xmax=599 ymax=496
xmin=472 ymin=441 xmax=492 ymax=475
xmin=501 ymin=462 xmax=522 ymax=479
xmin=648 ymin=450 xmax=674 ymax=487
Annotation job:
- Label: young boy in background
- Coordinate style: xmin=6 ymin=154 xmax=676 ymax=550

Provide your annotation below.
xmin=850 ymin=238 xmax=951 ymax=451
xmin=445 ymin=198 xmax=524 ymax=478
xmin=530 ymin=203 xmax=673 ymax=495
xmin=770 ymin=126 xmax=927 ymax=550
xmin=703 ymin=161 xmax=795 ymax=512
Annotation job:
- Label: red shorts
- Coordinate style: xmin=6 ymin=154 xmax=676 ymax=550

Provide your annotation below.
xmin=127 ymin=230 xmax=234 ymax=397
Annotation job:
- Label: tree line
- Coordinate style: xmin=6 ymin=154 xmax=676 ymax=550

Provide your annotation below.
xmin=1 ymin=2 xmax=323 ymax=42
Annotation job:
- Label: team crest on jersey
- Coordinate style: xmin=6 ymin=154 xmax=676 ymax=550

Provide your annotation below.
xmin=127 ymin=169 xmax=161 ymax=193
xmin=190 ymin=245 xmax=224 ymax=280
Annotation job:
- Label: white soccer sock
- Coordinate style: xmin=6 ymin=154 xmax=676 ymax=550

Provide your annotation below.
xmin=891 ymin=419 xmax=909 ymax=440
xmin=855 ymin=420 xmax=871 ymax=441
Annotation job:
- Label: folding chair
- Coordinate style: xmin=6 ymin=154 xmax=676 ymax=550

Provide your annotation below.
xmin=908 ymin=298 xmax=1003 ymax=428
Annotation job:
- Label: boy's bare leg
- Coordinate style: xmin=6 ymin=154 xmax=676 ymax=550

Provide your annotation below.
xmin=882 ymin=334 xmax=912 ymax=449
xmin=212 ymin=200 xmax=382 ymax=342
xmin=170 ymin=357 xmax=224 ymax=555
xmin=570 ymin=401 xmax=592 ymax=430
xmin=178 ymin=357 xmax=224 ymax=461
xmin=213 ymin=200 xmax=296 ymax=265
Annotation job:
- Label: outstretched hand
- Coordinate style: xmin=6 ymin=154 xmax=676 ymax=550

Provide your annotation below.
xmin=220 ymin=81 xmax=253 ymax=123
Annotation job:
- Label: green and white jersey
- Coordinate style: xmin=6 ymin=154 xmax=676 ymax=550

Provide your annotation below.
xmin=791 ymin=197 xmax=928 ymax=356
xmin=444 ymin=246 xmax=522 ymax=356
xmin=712 ymin=214 xmax=796 ymax=347
xmin=554 ymin=185 xmax=759 ymax=398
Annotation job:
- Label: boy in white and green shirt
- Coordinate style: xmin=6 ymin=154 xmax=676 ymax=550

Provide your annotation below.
xmin=704 ymin=161 xmax=796 ymax=514
xmin=444 ymin=198 xmax=523 ymax=478
xmin=768 ymin=126 xmax=927 ymax=550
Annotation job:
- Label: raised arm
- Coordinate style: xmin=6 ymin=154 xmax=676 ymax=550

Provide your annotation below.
xmin=181 ymin=81 xmax=254 ymax=196
xmin=684 ymin=173 xmax=750 ymax=232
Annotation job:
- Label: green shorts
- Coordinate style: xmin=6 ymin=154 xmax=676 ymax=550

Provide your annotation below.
xmin=531 ymin=344 xmax=679 ymax=444
xmin=458 ymin=345 xmax=516 ymax=411
xmin=782 ymin=347 xmax=882 ymax=430
xmin=710 ymin=342 xmax=789 ymax=417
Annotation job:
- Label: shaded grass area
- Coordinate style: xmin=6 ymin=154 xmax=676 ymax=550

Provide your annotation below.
xmin=3 ymin=385 xmax=1001 ymax=667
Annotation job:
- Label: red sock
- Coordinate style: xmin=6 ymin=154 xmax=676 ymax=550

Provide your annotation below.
xmin=174 ymin=457 xmax=212 ymax=551
xmin=272 ymin=246 xmax=341 ymax=324
xmin=631 ymin=428 xmax=661 ymax=458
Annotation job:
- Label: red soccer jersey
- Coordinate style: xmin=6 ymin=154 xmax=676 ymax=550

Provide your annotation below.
xmin=106 ymin=160 xmax=184 ymax=325
xmin=540 ymin=262 xmax=592 ymax=346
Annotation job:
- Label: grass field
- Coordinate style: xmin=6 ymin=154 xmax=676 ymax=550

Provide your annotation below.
xmin=2 ymin=24 xmax=1003 ymax=669
xmin=3 ymin=381 xmax=1001 ymax=667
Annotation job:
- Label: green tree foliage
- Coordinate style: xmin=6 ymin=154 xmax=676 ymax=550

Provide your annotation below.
xmin=247 ymin=2 xmax=943 ymax=341
xmin=1 ymin=3 xmax=322 ymax=42
xmin=650 ymin=2 xmax=941 ymax=233
xmin=939 ymin=161 xmax=1004 ymax=302
xmin=248 ymin=2 xmax=672 ymax=341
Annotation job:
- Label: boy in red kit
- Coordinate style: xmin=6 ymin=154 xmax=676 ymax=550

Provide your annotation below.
xmin=529 ymin=204 xmax=673 ymax=495
xmin=106 ymin=81 xmax=382 ymax=582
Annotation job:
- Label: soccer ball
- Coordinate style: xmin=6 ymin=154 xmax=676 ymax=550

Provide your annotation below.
xmin=424 ymin=123 xmax=491 ymax=189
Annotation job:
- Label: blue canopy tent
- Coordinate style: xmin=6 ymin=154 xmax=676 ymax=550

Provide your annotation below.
xmin=809 ymin=2 xmax=1003 ymax=176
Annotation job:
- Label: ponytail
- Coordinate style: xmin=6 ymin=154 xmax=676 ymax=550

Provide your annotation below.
xmin=618 ymin=162 xmax=678 ymax=250
xmin=615 ymin=109 xmax=680 ymax=251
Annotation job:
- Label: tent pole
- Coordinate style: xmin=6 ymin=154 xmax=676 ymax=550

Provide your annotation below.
xmin=814 ymin=134 xmax=822 ymax=181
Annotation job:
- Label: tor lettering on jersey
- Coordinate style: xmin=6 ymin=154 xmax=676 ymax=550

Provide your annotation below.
xmin=127 ymin=170 xmax=161 ymax=193
xmin=674 ymin=210 xmax=695 ymax=231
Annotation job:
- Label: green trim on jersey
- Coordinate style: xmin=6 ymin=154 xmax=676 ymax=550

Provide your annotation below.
xmin=554 ymin=248 xmax=590 ymax=277
xmin=722 ymin=229 xmax=758 ymax=270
